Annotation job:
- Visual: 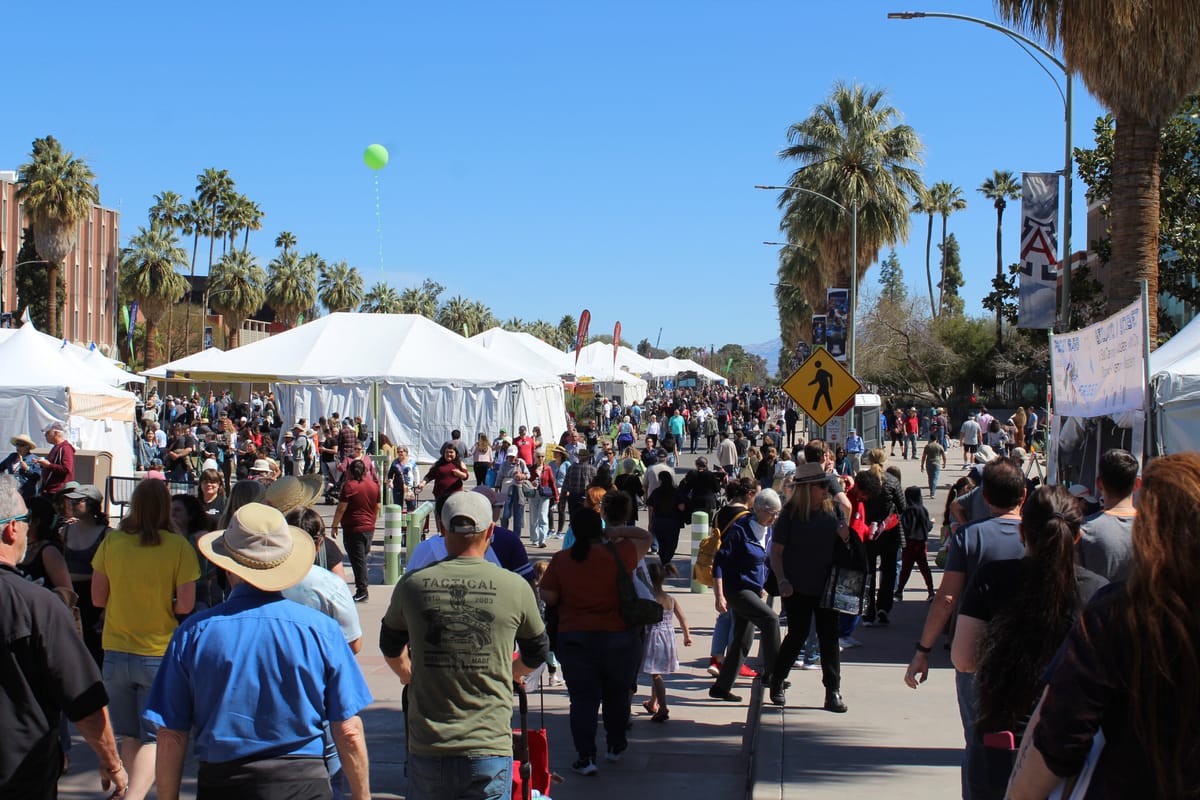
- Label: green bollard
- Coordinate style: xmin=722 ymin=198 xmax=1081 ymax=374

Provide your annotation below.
xmin=402 ymin=501 xmax=434 ymax=576
xmin=382 ymin=504 xmax=404 ymax=585
xmin=690 ymin=510 xmax=710 ymax=593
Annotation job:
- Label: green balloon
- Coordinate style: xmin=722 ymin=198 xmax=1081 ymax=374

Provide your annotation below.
xmin=363 ymin=143 xmax=389 ymax=170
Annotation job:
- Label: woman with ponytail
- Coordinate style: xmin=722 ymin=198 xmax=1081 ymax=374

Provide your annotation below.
xmin=951 ymin=485 xmax=1107 ymax=798
xmin=1009 ymin=454 xmax=1200 ymax=798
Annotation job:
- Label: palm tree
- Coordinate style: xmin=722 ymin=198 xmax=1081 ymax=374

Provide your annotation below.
xmin=436 ymin=294 xmax=475 ymax=335
xmin=525 ymin=319 xmax=557 ymax=345
xmin=929 ymin=181 xmax=967 ymax=318
xmin=360 ymin=282 xmax=402 ymax=313
xmin=15 ymin=136 xmax=100 ymax=337
xmin=222 ymin=193 xmax=264 ymax=253
xmin=265 ymin=250 xmax=317 ymax=328
xmin=318 ymin=260 xmax=364 ymax=313
xmin=469 ymin=300 xmax=497 ymax=333
xmin=995 ymin=2 xmax=1200 ymax=341
xmin=502 ymin=317 xmax=524 ymax=332
xmin=556 ymin=314 xmax=577 ymax=350
xmin=775 ymin=271 xmax=813 ymax=373
xmin=775 ymin=81 xmax=925 ymax=322
xmin=148 ymin=191 xmax=188 ymax=357
xmin=119 ymin=226 xmax=189 ymax=367
xmin=196 ymin=168 xmax=235 ymax=323
xmin=274 ymin=231 xmax=297 ymax=254
xmin=910 ymin=189 xmax=938 ymax=317
xmin=209 ymin=250 xmax=266 ymax=348
xmin=179 ymin=198 xmax=210 ymax=347
xmin=978 ymin=170 xmax=1022 ymax=345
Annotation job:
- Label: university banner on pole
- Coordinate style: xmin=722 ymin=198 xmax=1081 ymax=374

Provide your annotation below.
xmin=1018 ymin=172 xmax=1060 ymax=329
xmin=1049 ymin=299 xmax=1145 ymax=418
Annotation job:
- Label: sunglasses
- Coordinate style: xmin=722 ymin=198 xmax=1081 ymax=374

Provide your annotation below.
xmin=0 ymin=513 xmax=29 ymax=526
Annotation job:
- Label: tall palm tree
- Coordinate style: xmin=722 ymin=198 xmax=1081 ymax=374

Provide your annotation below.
xmin=930 ymin=181 xmax=967 ymax=318
xmin=265 ymin=250 xmax=317 ymax=328
xmin=775 ymin=81 xmax=925 ymax=325
xmin=148 ymin=191 xmax=188 ymax=357
xmin=910 ymin=189 xmax=937 ymax=317
xmin=978 ymin=170 xmax=1022 ymax=345
xmin=318 ymin=260 xmax=364 ymax=313
xmin=360 ymin=282 xmax=402 ymax=313
xmin=209 ymin=250 xmax=266 ymax=348
xmin=525 ymin=320 xmax=557 ymax=344
xmin=502 ymin=317 xmax=524 ymax=332
xmin=15 ymin=136 xmax=100 ymax=337
xmin=556 ymin=314 xmax=577 ymax=350
xmin=196 ymin=168 xmax=235 ymax=324
xmin=221 ymin=193 xmax=264 ymax=253
xmin=996 ymin=1 xmax=1200 ymax=341
xmin=274 ymin=231 xmax=297 ymax=254
xmin=179 ymin=198 xmax=210 ymax=347
xmin=119 ymin=226 xmax=188 ymax=367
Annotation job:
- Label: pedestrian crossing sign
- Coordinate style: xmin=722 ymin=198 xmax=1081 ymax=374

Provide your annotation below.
xmin=781 ymin=346 xmax=862 ymax=427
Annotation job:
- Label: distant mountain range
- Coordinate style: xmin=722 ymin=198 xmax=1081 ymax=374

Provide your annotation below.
xmin=743 ymin=337 xmax=782 ymax=376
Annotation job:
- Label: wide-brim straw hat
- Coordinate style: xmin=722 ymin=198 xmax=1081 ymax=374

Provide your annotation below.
xmin=263 ymin=475 xmax=324 ymax=514
xmin=198 ymin=503 xmax=314 ymax=592
xmin=10 ymin=434 xmax=35 ymax=449
xmin=250 ymin=458 xmax=273 ymax=474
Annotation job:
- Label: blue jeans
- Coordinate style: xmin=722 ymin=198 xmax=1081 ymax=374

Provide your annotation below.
xmin=557 ymin=628 xmax=642 ymax=759
xmin=103 ymin=650 xmax=162 ymax=743
xmin=956 ymin=669 xmax=983 ymax=799
xmin=710 ymin=610 xmax=733 ymax=658
xmin=407 ymin=753 xmax=512 ymax=800
xmin=529 ymin=494 xmax=550 ymax=546
xmin=500 ymin=485 xmax=524 ymax=536
xmin=927 ymin=464 xmax=942 ymax=497
xmin=905 ymin=433 xmax=917 ymax=458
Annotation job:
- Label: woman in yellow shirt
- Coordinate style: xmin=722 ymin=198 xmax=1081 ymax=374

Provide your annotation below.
xmin=92 ymin=479 xmax=200 ymax=800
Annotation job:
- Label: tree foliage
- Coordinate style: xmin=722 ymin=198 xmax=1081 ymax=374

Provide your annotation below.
xmin=937 ymin=234 xmax=965 ymax=317
xmin=1075 ymin=99 xmax=1200 ymax=319
xmin=13 ymin=227 xmax=64 ymax=333
xmin=878 ymin=249 xmax=906 ymax=305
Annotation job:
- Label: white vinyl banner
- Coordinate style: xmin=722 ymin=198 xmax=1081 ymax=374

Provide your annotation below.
xmin=1050 ymin=300 xmax=1145 ymax=418
xmin=1018 ymin=172 xmax=1060 ymax=329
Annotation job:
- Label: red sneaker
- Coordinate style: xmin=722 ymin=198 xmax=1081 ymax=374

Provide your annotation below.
xmin=706 ymin=657 xmax=721 ymax=677
xmin=738 ymin=663 xmax=759 ymax=678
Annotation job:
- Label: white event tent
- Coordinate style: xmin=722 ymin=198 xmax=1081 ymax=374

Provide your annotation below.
xmin=0 ymin=324 xmax=138 ymax=474
xmin=470 ymin=328 xmax=572 ymax=376
xmin=162 ymin=313 xmax=568 ymax=462
xmin=1152 ymin=313 xmax=1200 ymax=454
xmin=571 ymin=341 xmax=651 ymax=405
xmin=141 ymin=347 xmax=226 ymax=380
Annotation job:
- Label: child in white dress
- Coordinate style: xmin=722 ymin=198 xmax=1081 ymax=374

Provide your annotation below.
xmin=640 ymin=563 xmax=692 ymax=722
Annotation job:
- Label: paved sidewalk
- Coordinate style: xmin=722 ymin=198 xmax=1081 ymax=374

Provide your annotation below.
xmin=60 ymin=442 xmax=969 ymax=799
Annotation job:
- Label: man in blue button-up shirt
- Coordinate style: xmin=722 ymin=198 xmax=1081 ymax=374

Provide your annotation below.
xmin=144 ymin=503 xmax=373 ymax=800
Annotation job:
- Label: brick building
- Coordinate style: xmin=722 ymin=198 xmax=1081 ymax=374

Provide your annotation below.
xmin=0 ymin=170 xmax=121 ymax=353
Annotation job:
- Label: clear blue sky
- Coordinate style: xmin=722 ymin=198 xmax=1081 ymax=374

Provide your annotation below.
xmin=5 ymin=0 xmax=1104 ymax=353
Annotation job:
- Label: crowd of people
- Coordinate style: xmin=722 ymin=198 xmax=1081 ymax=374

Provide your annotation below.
xmin=4 ymin=375 xmax=1199 ymax=799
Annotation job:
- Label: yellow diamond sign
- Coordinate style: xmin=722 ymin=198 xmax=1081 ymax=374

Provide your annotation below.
xmin=781 ymin=346 xmax=862 ymax=427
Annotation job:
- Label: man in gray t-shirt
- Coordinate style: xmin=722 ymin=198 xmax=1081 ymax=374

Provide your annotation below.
xmin=958 ymin=417 xmax=982 ymax=466
xmin=1077 ymin=448 xmax=1139 ymax=582
xmin=1078 ymin=513 xmax=1133 ymax=582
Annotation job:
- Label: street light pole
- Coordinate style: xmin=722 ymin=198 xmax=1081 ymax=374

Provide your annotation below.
xmin=756 ymin=186 xmax=859 ymax=375
xmin=888 ymin=10 xmax=1073 ymax=331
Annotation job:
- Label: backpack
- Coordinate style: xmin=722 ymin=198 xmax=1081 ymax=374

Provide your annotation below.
xmin=692 ymin=509 xmax=750 ymax=588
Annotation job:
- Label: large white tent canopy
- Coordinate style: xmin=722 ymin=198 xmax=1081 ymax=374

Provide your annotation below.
xmin=162 ymin=313 xmax=568 ymax=462
xmin=141 ymin=347 xmax=225 ymax=380
xmin=470 ymin=328 xmax=572 ymax=376
xmin=0 ymin=324 xmax=137 ymax=474
xmin=573 ymin=341 xmax=653 ymax=379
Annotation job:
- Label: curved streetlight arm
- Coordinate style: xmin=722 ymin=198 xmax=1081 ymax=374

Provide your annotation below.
xmin=754 ymin=185 xmax=847 ymax=213
xmin=889 ymin=9 xmax=1074 ymax=331
xmin=887 ymin=11 xmax=1066 ymax=73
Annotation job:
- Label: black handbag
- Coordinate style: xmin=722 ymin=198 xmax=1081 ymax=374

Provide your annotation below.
xmin=820 ymin=530 xmax=868 ymax=614
xmin=604 ymin=541 xmax=664 ymax=627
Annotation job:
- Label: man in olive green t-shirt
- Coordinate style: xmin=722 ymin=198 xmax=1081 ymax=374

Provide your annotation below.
xmin=380 ymin=490 xmax=547 ymax=799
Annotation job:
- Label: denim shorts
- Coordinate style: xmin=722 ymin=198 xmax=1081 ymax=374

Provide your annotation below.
xmin=102 ymin=650 xmax=162 ymax=743
xmin=407 ymin=753 xmax=512 ymax=800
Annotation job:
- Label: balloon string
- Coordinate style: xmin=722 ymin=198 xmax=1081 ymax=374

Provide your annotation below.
xmin=374 ymin=173 xmax=384 ymax=275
